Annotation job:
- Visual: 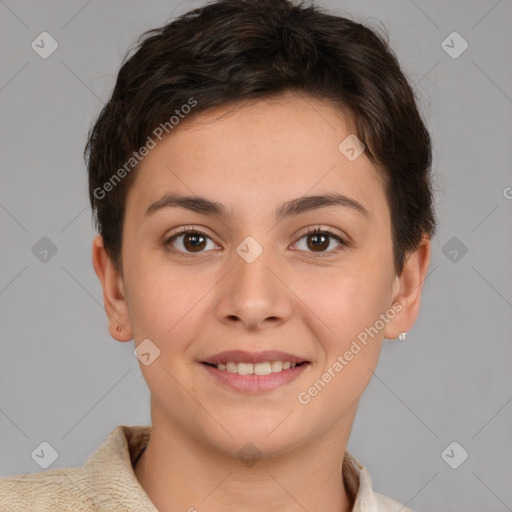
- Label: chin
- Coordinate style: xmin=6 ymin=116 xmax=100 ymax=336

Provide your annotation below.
xmin=208 ymin=420 xmax=306 ymax=458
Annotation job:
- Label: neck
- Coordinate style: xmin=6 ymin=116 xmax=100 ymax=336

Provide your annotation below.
xmin=134 ymin=415 xmax=356 ymax=512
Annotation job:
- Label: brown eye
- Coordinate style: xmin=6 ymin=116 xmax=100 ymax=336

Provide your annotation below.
xmin=182 ymin=232 xmax=207 ymax=252
xmin=165 ymin=228 xmax=216 ymax=256
xmin=307 ymin=232 xmax=330 ymax=252
xmin=294 ymin=228 xmax=347 ymax=256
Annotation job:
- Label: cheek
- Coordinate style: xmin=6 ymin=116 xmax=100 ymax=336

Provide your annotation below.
xmin=295 ymin=266 xmax=392 ymax=406
xmin=126 ymin=257 xmax=216 ymax=350
xmin=295 ymin=276 xmax=387 ymax=412
xmin=299 ymin=267 xmax=390 ymax=342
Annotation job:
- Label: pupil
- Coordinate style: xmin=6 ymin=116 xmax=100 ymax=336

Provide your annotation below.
xmin=310 ymin=233 xmax=327 ymax=251
xmin=186 ymin=233 xmax=205 ymax=250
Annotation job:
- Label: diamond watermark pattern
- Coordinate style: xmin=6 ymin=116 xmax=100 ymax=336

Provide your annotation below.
xmin=32 ymin=236 xmax=58 ymax=263
xmin=31 ymin=32 xmax=59 ymax=59
xmin=442 ymin=236 xmax=468 ymax=263
xmin=237 ymin=442 xmax=262 ymax=468
xmin=31 ymin=441 xmax=59 ymax=469
xmin=441 ymin=441 xmax=468 ymax=469
xmin=441 ymin=31 xmax=468 ymax=59
xmin=236 ymin=236 xmax=263 ymax=264
xmin=338 ymin=134 xmax=365 ymax=161
xmin=134 ymin=338 xmax=161 ymax=366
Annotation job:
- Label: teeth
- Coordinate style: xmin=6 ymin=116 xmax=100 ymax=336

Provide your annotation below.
xmin=212 ymin=361 xmax=299 ymax=374
xmin=270 ymin=361 xmax=282 ymax=372
xmin=238 ymin=362 xmax=254 ymax=375
xmin=226 ymin=362 xmax=238 ymax=373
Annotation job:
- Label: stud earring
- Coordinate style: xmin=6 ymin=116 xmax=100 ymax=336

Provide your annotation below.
xmin=116 ymin=325 xmax=122 ymax=333
xmin=398 ymin=332 xmax=407 ymax=342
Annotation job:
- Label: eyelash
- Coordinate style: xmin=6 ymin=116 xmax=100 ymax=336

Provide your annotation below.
xmin=163 ymin=226 xmax=348 ymax=259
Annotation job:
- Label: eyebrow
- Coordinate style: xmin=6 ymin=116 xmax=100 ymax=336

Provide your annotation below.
xmin=144 ymin=192 xmax=370 ymax=220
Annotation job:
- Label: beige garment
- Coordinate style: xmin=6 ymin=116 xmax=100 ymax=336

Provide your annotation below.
xmin=0 ymin=425 xmax=413 ymax=511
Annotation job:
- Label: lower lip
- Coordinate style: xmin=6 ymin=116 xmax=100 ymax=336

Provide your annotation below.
xmin=201 ymin=363 xmax=310 ymax=393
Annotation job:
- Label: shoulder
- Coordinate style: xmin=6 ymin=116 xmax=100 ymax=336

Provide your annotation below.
xmin=343 ymin=450 xmax=415 ymax=512
xmin=0 ymin=465 xmax=95 ymax=511
xmin=0 ymin=425 xmax=154 ymax=512
xmin=374 ymin=491 xmax=415 ymax=512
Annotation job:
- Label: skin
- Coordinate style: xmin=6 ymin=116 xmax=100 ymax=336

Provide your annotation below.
xmin=92 ymin=91 xmax=431 ymax=512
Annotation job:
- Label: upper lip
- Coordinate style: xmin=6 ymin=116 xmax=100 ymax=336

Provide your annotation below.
xmin=202 ymin=350 xmax=309 ymax=365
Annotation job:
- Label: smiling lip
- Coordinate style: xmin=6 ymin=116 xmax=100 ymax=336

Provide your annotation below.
xmin=200 ymin=350 xmax=310 ymax=393
xmin=201 ymin=350 xmax=308 ymax=365
xmin=201 ymin=362 xmax=309 ymax=393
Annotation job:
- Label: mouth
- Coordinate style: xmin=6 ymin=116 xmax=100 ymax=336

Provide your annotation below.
xmin=202 ymin=360 xmax=308 ymax=375
xmin=200 ymin=350 xmax=311 ymax=393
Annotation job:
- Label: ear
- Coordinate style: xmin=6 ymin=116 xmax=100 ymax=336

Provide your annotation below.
xmin=92 ymin=234 xmax=133 ymax=342
xmin=384 ymin=234 xmax=431 ymax=340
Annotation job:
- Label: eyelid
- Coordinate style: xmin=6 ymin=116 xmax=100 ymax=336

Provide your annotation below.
xmin=297 ymin=225 xmax=348 ymax=243
xmin=165 ymin=225 xmax=215 ymax=240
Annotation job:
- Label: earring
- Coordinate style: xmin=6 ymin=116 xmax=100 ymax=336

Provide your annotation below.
xmin=398 ymin=332 xmax=407 ymax=342
xmin=116 ymin=325 xmax=122 ymax=333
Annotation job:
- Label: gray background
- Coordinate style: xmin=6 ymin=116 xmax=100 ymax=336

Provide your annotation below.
xmin=1 ymin=1 xmax=511 ymax=511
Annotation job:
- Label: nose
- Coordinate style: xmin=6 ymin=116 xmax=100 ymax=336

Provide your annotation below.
xmin=215 ymin=242 xmax=293 ymax=331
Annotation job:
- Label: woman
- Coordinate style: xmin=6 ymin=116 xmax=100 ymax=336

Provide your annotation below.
xmin=0 ymin=0 xmax=436 ymax=510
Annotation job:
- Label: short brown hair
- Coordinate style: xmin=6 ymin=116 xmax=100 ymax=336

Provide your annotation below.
xmin=85 ymin=0 xmax=437 ymax=275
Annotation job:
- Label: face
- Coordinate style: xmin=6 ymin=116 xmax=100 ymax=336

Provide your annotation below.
xmin=96 ymin=91 xmax=425 ymax=459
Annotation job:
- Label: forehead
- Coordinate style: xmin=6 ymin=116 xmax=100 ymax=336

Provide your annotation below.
xmin=125 ymin=92 xmax=388 ymax=225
